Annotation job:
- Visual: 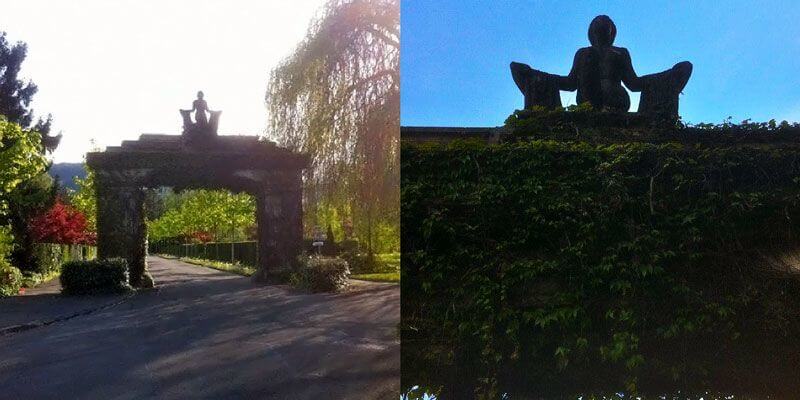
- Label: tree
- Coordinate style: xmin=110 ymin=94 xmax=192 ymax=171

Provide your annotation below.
xmin=323 ymin=223 xmax=337 ymax=255
xmin=0 ymin=31 xmax=60 ymax=272
xmin=266 ymin=0 xmax=399 ymax=256
xmin=70 ymin=168 xmax=97 ymax=232
xmin=0 ymin=32 xmax=58 ymax=148
xmin=0 ymin=117 xmax=49 ymax=273
xmin=0 ymin=117 xmax=47 ymax=213
xmin=147 ymin=190 xmax=255 ymax=243
xmin=28 ymin=198 xmax=94 ymax=245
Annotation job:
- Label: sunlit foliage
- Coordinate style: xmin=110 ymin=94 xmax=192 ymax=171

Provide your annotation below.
xmin=70 ymin=167 xmax=96 ymax=232
xmin=147 ymin=190 xmax=255 ymax=242
xmin=266 ymin=0 xmax=399 ymax=254
xmin=0 ymin=117 xmax=46 ymax=214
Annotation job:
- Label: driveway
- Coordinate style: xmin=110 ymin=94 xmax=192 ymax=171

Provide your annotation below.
xmin=0 ymin=256 xmax=399 ymax=399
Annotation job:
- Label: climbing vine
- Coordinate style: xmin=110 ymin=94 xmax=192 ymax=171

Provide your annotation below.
xmin=402 ymin=112 xmax=800 ymax=399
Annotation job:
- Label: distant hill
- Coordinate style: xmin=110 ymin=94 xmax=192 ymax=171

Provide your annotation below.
xmin=49 ymin=163 xmax=86 ymax=191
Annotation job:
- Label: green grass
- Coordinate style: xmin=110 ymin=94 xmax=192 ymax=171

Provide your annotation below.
xmin=351 ymin=272 xmax=400 ymax=283
xmin=376 ymin=252 xmax=400 ymax=269
xmin=178 ymin=257 xmax=256 ymax=277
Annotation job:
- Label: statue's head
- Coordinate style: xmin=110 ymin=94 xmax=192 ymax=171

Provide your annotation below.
xmin=588 ymin=15 xmax=616 ymax=47
xmin=197 ymin=90 xmax=204 ymax=99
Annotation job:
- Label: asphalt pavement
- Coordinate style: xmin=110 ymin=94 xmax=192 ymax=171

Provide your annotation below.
xmin=0 ymin=256 xmax=399 ymax=399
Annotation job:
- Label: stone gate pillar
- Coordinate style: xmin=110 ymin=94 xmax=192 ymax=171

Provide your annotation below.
xmin=95 ymin=177 xmax=149 ymax=287
xmin=254 ymin=170 xmax=303 ymax=282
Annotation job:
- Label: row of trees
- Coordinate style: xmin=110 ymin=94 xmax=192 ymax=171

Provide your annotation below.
xmin=147 ymin=189 xmax=256 ymax=243
xmin=266 ymin=0 xmax=399 ymax=255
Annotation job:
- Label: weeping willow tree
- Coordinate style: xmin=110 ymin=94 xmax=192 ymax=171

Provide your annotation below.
xmin=266 ymin=0 xmax=399 ymax=255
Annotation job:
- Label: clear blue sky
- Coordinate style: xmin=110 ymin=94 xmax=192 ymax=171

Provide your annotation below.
xmin=401 ymin=0 xmax=800 ymax=127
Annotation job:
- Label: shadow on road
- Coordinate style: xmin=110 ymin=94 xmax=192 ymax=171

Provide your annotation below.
xmin=0 ymin=256 xmax=400 ymax=399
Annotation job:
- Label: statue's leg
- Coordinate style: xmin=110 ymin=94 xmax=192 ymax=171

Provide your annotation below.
xmin=638 ymin=61 xmax=693 ymax=117
xmin=179 ymin=110 xmax=193 ymax=129
xmin=510 ymin=62 xmax=535 ymax=109
xmin=671 ymin=61 xmax=693 ymax=91
xmin=510 ymin=62 xmax=563 ymax=110
xmin=600 ymin=79 xmax=631 ymax=112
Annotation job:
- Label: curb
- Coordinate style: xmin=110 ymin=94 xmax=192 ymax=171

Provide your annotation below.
xmin=0 ymin=291 xmax=136 ymax=337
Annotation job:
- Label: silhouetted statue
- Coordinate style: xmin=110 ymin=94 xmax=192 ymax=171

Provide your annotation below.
xmin=180 ymin=90 xmax=221 ymax=139
xmin=192 ymin=90 xmax=209 ymax=125
xmin=511 ymin=15 xmax=692 ymax=117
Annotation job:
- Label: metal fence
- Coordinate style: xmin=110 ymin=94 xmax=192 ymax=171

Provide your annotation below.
xmin=150 ymin=239 xmax=361 ymax=268
xmin=150 ymin=241 xmax=258 ymax=267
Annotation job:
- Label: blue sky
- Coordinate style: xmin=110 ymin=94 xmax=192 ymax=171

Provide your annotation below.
xmin=401 ymin=0 xmax=800 ymax=127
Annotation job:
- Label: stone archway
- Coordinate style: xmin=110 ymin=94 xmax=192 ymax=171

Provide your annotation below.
xmin=86 ymin=133 xmax=307 ymax=287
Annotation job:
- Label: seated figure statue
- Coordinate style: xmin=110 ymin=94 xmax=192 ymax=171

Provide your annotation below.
xmin=180 ymin=90 xmax=222 ymax=139
xmin=510 ymin=15 xmax=692 ymax=117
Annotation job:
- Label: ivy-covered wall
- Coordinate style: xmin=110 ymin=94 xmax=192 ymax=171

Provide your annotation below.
xmin=401 ymin=111 xmax=800 ymax=399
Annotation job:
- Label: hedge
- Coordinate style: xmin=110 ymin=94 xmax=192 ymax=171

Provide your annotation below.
xmin=294 ymin=256 xmax=350 ymax=293
xmin=401 ymin=111 xmax=800 ymax=399
xmin=32 ymin=243 xmax=96 ymax=275
xmin=60 ymin=258 xmax=132 ymax=295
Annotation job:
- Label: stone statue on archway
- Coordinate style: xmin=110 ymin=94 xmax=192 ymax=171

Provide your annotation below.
xmin=510 ymin=15 xmax=692 ymax=117
xmin=180 ymin=90 xmax=222 ymax=139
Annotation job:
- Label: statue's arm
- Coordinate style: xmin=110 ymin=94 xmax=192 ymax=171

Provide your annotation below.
xmin=510 ymin=57 xmax=576 ymax=92
xmin=620 ymin=48 xmax=643 ymax=92
xmin=556 ymin=50 xmax=581 ymax=91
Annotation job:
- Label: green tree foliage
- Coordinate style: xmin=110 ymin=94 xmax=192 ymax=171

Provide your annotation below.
xmin=70 ymin=167 xmax=96 ymax=232
xmin=0 ymin=117 xmax=47 ymax=213
xmin=0 ymin=32 xmax=56 ymax=142
xmin=0 ymin=32 xmax=39 ymax=129
xmin=147 ymin=190 xmax=255 ymax=242
xmin=0 ymin=118 xmax=47 ymax=294
xmin=5 ymin=170 xmax=56 ymax=271
xmin=266 ymin=0 xmax=399 ymax=255
xmin=0 ymin=31 xmax=59 ymax=273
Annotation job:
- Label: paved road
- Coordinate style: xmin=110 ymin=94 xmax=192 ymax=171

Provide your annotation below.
xmin=0 ymin=256 xmax=399 ymax=399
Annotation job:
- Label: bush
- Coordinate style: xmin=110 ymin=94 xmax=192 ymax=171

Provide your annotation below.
xmin=0 ymin=226 xmax=22 ymax=297
xmin=402 ymin=114 xmax=800 ymax=398
xmin=294 ymin=256 xmax=350 ymax=293
xmin=0 ymin=263 xmax=22 ymax=297
xmin=60 ymin=258 xmax=132 ymax=295
xmin=340 ymin=250 xmax=373 ymax=273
